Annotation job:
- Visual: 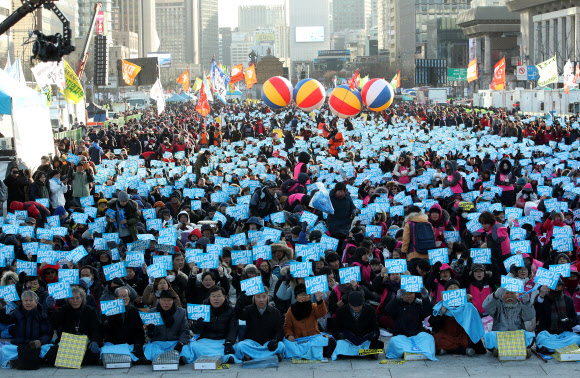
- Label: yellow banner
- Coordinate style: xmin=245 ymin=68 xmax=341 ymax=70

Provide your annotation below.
xmin=358 ymin=349 xmax=384 ymax=356
xmin=62 ymin=60 xmax=84 ymax=104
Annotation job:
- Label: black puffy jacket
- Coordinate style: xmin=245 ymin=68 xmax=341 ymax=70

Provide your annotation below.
xmin=102 ymin=305 xmax=145 ymax=345
xmin=192 ymin=300 xmax=238 ymax=344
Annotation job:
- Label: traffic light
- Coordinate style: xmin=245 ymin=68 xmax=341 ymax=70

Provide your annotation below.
xmin=94 ymin=35 xmax=108 ymax=86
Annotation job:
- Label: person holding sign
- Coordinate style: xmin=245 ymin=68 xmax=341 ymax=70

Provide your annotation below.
xmin=429 ymin=280 xmax=486 ymax=357
xmin=143 ymin=277 xmax=182 ymax=308
xmin=401 ymin=205 xmax=436 ymax=266
xmin=101 ymin=287 xmax=147 ymax=364
xmin=0 ymin=290 xmax=53 ymax=369
xmin=495 ymin=159 xmax=516 ymax=206
xmin=189 ymin=286 xmax=240 ymax=364
xmin=458 ymin=264 xmax=499 ymax=316
xmin=186 ymin=270 xmax=230 ymax=304
xmin=145 ymin=290 xmax=190 ymax=365
xmin=236 ymin=288 xmax=285 ymax=362
xmin=428 ymin=203 xmax=456 ymax=248
xmin=68 ymin=158 xmax=94 ymax=200
xmin=426 ymin=262 xmax=456 ymax=304
xmin=45 ymin=286 xmax=102 ymax=366
xmin=105 ymin=191 xmax=139 ymax=243
xmin=482 ymin=285 xmax=536 ymax=356
xmin=534 ymin=279 xmax=579 ymax=353
xmin=283 ymin=284 xmax=335 ymax=360
xmin=479 ymin=211 xmax=510 ymax=261
xmin=384 ymin=284 xmax=436 ymax=360
xmin=332 ymin=291 xmax=382 ymax=360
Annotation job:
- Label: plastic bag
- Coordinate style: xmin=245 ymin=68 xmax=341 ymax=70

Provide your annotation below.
xmin=309 ymin=182 xmax=335 ymax=214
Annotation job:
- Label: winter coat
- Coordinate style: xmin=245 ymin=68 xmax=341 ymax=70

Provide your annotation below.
xmin=326 ymin=189 xmax=356 ymax=236
xmin=148 ymin=305 xmax=189 ymax=344
xmin=333 ymin=303 xmax=379 ymax=339
xmin=402 ymin=212 xmax=434 ymax=260
xmin=49 ymin=177 xmax=67 ymax=208
xmin=192 ymin=300 xmax=238 ymax=344
xmin=29 ymin=180 xmax=49 ymax=202
xmin=270 ymin=243 xmax=294 ymax=266
xmin=534 ymin=292 xmax=578 ymax=334
xmin=106 ymin=199 xmax=140 ymax=241
xmin=482 ymin=293 xmax=535 ymax=331
xmin=50 ymin=304 xmax=102 ymax=343
xmin=102 ymin=304 xmax=145 ymax=345
xmin=185 ymin=273 xmax=230 ymax=304
xmin=283 ymin=300 xmax=327 ymax=338
xmin=0 ymin=304 xmax=52 ymax=345
xmin=70 ymin=170 xmax=93 ymax=198
xmin=384 ymin=295 xmax=433 ymax=337
xmin=194 ymin=153 xmax=209 ymax=179
xmin=238 ymin=304 xmax=284 ymax=344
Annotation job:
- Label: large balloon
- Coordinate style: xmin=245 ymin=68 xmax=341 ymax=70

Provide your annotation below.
xmin=361 ymin=78 xmax=394 ymax=112
xmin=261 ymin=76 xmax=293 ymax=110
xmin=293 ymin=78 xmax=326 ymax=112
xmin=328 ymin=85 xmax=362 ymax=119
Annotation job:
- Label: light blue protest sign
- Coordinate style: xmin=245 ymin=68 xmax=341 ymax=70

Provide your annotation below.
xmin=300 ymin=211 xmax=318 ymax=227
xmin=125 ymin=252 xmax=145 ymax=267
xmin=71 ymin=212 xmax=89 ymax=225
xmin=22 ymin=242 xmax=38 ymax=256
xmin=470 ymin=248 xmax=491 ymax=264
xmin=262 ymin=227 xmax=282 ymax=243
xmin=505 ymin=207 xmax=523 ymax=220
xmin=101 ymin=299 xmax=126 ymax=316
xmin=466 ymin=219 xmax=483 ymax=233
xmin=270 ymin=211 xmax=285 ymax=225
xmin=384 ymin=259 xmax=407 ymax=274
xmin=48 ymin=281 xmax=73 ymax=300
xmin=295 ymin=244 xmax=321 ymax=262
xmin=501 ymin=275 xmax=524 ymax=293
xmin=146 ymin=262 xmax=167 ymax=278
xmin=444 ymin=231 xmax=460 ymax=244
xmin=534 ymin=267 xmax=559 ymax=289
xmin=59 ymin=269 xmax=79 ymax=285
xmin=549 ymin=263 xmax=571 ymax=278
xmin=389 ymin=205 xmax=404 ymax=216
xmin=66 ymin=246 xmax=88 ymax=263
xmin=153 ymin=255 xmax=172 ymax=270
xmin=185 ymin=249 xmax=204 ymax=264
xmin=139 ymin=312 xmax=163 ymax=326
xmin=230 ymin=233 xmax=247 ymax=246
xmin=240 ymin=276 xmax=265 ymax=295
xmin=365 ymin=225 xmax=382 ymax=239
xmin=339 ymin=266 xmax=361 ymax=284
xmin=252 ymin=245 xmax=272 ymax=261
xmin=231 ymin=249 xmax=252 ymax=265
xmin=428 ymin=248 xmax=449 ymax=265
xmin=503 ymin=254 xmax=524 ymax=271
xmin=46 ymin=215 xmax=60 ymax=228
xmin=16 ymin=260 xmax=36 ymax=276
xmin=401 ymin=275 xmax=423 ymax=293
xmin=509 ymin=227 xmax=526 ymax=241
xmin=103 ymin=262 xmax=127 ymax=281
xmin=510 ymin=240 xmax=531 ymax=255
xmin=187 ymin=304 xmax=210 ymax=321
xmin=18 ymin=226 xmax=34 ymax=238
xmin=37 ymin=249 xmax=58 ymax=265
xmin=442 ymin=289 xmax=467 ymax=308
xmin=320 ymin=235 xmax=339 ymax=251
xmin=213 ymin=211 xmax=228 ymax=225
xmin=198 ymin=252 xmax=219 ymax=269
xmin=290 ymin=261 xmax=312 ymax=278
xmin=80 ymin=196 xmax=94 ymax=207
xmin=0 ymin=285 xmax=20 ymax=302
xmin=2 ymin=224 xmax=17 ymax=235
xmin=305 ymin=275 xmax=329 ymax=295
xmin=36 ymin=198 xmax=49 ymax=208
xmin=146 ymin=218 xmax=162 ymax=231
xmin=142 ymin=208 xmax=156 ymax=220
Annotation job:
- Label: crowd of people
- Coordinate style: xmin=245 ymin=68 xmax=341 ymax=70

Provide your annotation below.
xmin=0 ymin=99 xmax=579 ymax=370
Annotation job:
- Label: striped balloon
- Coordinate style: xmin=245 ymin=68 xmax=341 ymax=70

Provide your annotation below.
xmin=293 ymin=78 xmax=326 ymax=112
xmin=361 ymin=78 xmax=394 ymax=112
xmin=261 ymin=76 xmax=293 ymax=110
xmin=328 ymin=85 xmax=362 ymax=119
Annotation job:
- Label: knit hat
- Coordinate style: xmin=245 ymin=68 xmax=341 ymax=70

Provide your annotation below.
xmin=444 ymin=279 xmax=461 ymax=290
xmin=188 ymin=229 xmax=202 ymax=241
xmin=522 ymin=183 xmax=533 ymax=192
xmin=54 ymin=206 xmax=67 ymax=216
xmin=471 ymin=264 xmax=485 ymax=273
xmin=244 ymin=264 xmax=259 ymax=276
xmin=156 ymin=289 xmax=176 ymax=299
xmin=153 ymin=201 xmax=165 ymax=208
xmin=297 ymin=173 xmax=309 ymax=185
xmin=294 ymin=283 xmax=307 ymax=297
xmin=118 ymin=191 xmax=129 ymax=202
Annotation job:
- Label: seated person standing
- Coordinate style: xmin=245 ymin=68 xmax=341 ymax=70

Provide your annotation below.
xmin=332 ymin=291 xmax=383 ymax=360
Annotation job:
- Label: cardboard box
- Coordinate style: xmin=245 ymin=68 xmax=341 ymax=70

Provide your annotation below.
xmin=497 ymin=330 xmax=527 ymax=361
xmin=404 ymin=353 xmax=428 ymax=361
xmin=554 ymin=344 xmax=580 ymax=362
xmin=194 ymin=355 xmax=221 ymax=370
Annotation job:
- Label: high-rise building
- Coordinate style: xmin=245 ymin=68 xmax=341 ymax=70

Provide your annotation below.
xmin=198 ymin=0 xmax=219 ymax=69
xmin=219 ymin=27 xmax=233 ymax=67
xmin=238 ymin=4 xmax=286 ymax=32
xmin=386 ymin=0 xmax=472 ymax=86
xmin=111 ymin=0 xmax=157 ymax=57
xmin=156 ymin=0 xmax=189 ymax=64
xmin=332 ymin=0 xmax=372 ymax=33
xmin=230 ymin=32 xmax=253 ymax=67
xmin=289 ymin=0 xmax=330 ymax=78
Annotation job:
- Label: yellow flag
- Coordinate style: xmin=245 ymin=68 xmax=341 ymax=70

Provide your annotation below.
xmin=193 ymin=77 xmax=202 ymax=91
xmin=62 ymin=60 xmax=84 ymax=104
xmin=122 ymin=59 xmax=142 ymax=85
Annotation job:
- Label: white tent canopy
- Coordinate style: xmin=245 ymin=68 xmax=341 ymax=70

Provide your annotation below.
xmin=0 ymin=68 xmax=55 ymax=171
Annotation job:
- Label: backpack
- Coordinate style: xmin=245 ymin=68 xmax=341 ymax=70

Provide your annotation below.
xmin=280 ymin=179 xmax=302 ymax=196
xmin=408 ymin=221 xmax=436 ymax=255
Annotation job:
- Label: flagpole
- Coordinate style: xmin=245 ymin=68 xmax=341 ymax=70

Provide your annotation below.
xmin=123 ymin=79 xmax=127 ymax=124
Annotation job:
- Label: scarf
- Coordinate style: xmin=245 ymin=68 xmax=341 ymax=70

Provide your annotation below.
xmin=549 ymin=291 xmax=568 ymax=334
xmin=156 ymin=302 xmax=177 ymax=328
xmin=291 ymin=300 xmax=313 ymax=321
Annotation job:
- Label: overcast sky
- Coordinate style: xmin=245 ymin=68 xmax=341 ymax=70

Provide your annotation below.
xmin=218 ymin=0 xmax=286 ymax=28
